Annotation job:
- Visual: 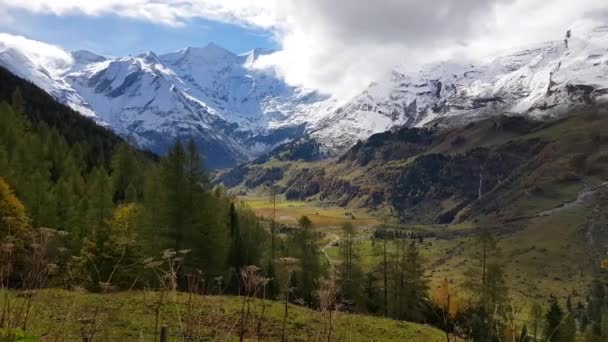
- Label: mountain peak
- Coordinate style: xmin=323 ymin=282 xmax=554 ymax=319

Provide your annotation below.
xmin=71 ymin=50 xmax=106 ymax=64
xmin=186 ymin=42 xmax=236 ymax=59
xmin=136 ymin=51 xmax=161 ymax=64
xmin=239 ymin=47 xmax=275 ymax=66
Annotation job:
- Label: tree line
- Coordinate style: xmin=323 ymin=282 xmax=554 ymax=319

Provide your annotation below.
xmin=0 ymin=91 xmax=281 ymax=294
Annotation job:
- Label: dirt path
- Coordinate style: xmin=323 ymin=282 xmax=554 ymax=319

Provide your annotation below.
xmin=537 ymin=181 xmax=608 ymax=217
xmin=321 ymin=233 xmax=340 ymax=267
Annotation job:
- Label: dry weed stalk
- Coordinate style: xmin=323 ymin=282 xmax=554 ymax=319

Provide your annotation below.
xmin=143 ymin=248 xmax=190 ymax=341
xmin=316 ymin=277 xmax=340 ymax=342
xmin=278 ymin=257 xmax=300 ymax=342
xmin=237 ymin=265 xmax=269 ymax=341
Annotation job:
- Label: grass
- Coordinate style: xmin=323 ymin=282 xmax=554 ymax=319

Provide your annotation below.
xmin=322 ymin=206 xmax=597 ymax=308
xmin=243 ymin=186 xmax=599 ymax=308
xmin=6 ymin=289 xmax=445 ymax=341
xmin=240 ymin=196 xmax=380 ymax=228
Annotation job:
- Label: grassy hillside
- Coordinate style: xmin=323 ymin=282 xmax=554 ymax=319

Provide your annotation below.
xmin=3 ymin=289 xmax=444 ymax=341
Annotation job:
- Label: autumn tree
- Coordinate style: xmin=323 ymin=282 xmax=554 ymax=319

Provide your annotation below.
xmin=0 ymin=177 xmax=31 ymax=240
xmin=432 ymin=277 xmax=460 ymax=342
xmin=81 ymin=203 xmax=143 ymax=290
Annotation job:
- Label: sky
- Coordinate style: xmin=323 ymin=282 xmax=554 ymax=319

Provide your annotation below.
xmin=1 ymin=0 xmax=607 ymax=99
xmin=0 ymin=8 xmax=277 ymax=57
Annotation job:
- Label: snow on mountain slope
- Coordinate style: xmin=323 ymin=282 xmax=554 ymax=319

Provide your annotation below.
xmin=0 ymin=33 xmax=99 ymax=120
xmin=157 ymin=43 xmax=334 ymax=132
xmin=310 ymin=19 xmax=608 ymax=154
xmin=0 ymin=35 xmax=334 ymax=168
xmin=0 ymin=18 xmax=606 ymax=166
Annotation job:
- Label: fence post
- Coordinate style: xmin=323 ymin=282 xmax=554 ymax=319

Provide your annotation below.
xmin=160 ymin=325 xmax=168 ymax=342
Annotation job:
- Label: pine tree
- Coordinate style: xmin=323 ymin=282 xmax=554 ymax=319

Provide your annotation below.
xmin=464 ymin=228 xmax=502 ymax=312
xmin=228 ymin=202 xmax=244 ymax=291
xmin=161 ymin=140 xmax=188 ymax=253
xmin=399 ymin=240 xmax=429 ymax=322
xmin=291 ymin=216 xmax=323 ymax=305
xmin=339 ymin=222 xmax=364 ymax=309
xmin=529 ymin=302 xmax=544 ymax=341
xmin=544 ymin=295 xmax=564 ymax=341
xmin=85 ymin=167 xmax=114 ymax=238
xmin=559 ymin=314 xmax=576 ymax=342
xmin=11 ymin=87 xmax=25 ymax=117
xmin=110 ymin=143 xmax=145 ymax=202
xmin=363 ymin=271 xmax=381 ymax=314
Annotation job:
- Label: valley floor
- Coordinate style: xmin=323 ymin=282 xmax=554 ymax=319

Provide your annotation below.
xmin=242 ymin=193 xmax=603 ymax=306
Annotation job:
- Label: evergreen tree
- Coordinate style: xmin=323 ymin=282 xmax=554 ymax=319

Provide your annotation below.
xmin=398 ymin=240 xmax=429 ymax=322
xmin=290 ymin=216 xmax=323 ymax=305
xmin=544 ymin=295 xmax=564 ymax=341
xmin=10 ymin=87 xmax=25 ymax=117
xmin=559 ymin=314 xmax=576 ymax=342
xmin=339 ymin=222 xmax=364 ymax=309
xmin=529 ymin=302 xmax=544 ymax=341
xmin=85 ymin=167 xmax=114 ymax=238
xmin=464 ymin=228 xmax=506 ymax=313
xmin=228 ymin=202 xmax=244 ymax=290
xmin=363 ymin=271 xmax=382 ymax=314
xmin=110 ymin=143 xmax=145 ymax=202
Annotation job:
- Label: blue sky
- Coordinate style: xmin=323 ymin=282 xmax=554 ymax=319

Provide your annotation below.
xmin=0 ymin=9 xmax=278 ymax=56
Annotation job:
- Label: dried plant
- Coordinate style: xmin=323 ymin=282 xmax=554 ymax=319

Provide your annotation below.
xmin=316 ymin=277 xmax=340 ymax=342
xmin=238 ymin=265 xmax=269 ymax=341
xmin=143 ymin=248 xmax=190 ymax=340
xmin=278 ymin=257 xmax=300 ymax=342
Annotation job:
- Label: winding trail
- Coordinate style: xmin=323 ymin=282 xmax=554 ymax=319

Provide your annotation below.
xmin=321 ymin=233 xmax=340 ymax=268
xmin=537 ymin=181 xmax=608 ymax=217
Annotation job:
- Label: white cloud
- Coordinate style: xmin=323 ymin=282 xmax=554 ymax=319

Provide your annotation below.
xmin=2 ymin=0 xmax=608 ymax=99
xmin=0 ymin=32 xmax=73 ymax=72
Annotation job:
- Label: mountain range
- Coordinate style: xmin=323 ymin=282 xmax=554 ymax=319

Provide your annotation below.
xmin=0 ymin=18 xmax=607 ymax=168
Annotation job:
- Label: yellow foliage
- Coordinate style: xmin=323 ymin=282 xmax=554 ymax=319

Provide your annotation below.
xmin=601 ymin=258 xmax=608 ymax=270
xmin=0 ymin=177 xmax=31 ymax=240
xmin=431 ymin=277 xmax=461 ymax=318
xmin=105 ymin=203 xmax=142 ymax=251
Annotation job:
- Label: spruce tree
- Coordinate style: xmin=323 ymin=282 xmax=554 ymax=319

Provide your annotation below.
xmin=291 ymin=216 xmax=323 ymax=305
xmin=339 ymin=222 xmax=364 ymax=309
xmin=544 ymin=295 xmax=564 ymax=341
xmin=228 ymin=202 xmax=244 ymax=290
xmin=399 ymin=240 xmax=429 ymax=322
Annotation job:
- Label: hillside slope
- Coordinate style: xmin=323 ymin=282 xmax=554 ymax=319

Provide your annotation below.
xmin=5 ymin=289 xmax=444 ymax=341
xmin=0 ymin=65 xmax=126 ymax=168
xmin=219 ymin=106 xmax=608 ymax=225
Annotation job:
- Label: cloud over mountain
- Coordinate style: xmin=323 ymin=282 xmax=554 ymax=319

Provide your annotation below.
xmin=2 ymin=0 xmax=607 ymax=98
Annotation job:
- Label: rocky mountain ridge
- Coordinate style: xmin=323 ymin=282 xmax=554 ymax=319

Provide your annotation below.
xmin=0 ymin=19 xmax=606 ymax=167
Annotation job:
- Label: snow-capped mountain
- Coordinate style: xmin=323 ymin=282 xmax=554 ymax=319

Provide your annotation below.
xmin=0 ymin=35 xmax=335 ymax=168
xmin=0 ymin=18 xmax=607 ymax=166
xmin=309 ymin=19 xmax=608 ymax=153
